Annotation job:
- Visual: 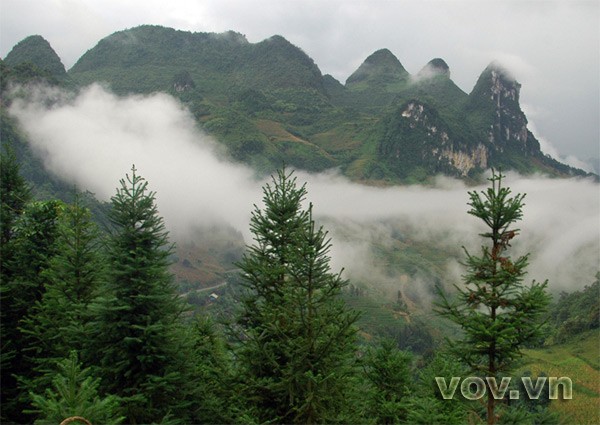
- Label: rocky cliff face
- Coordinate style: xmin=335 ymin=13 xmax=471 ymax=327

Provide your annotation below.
xmin=488 ymin=67 xmax=528 ymax=149
xmin=381 ymin=100 xmax=488 ymax=177
xmin=375 ymin=59 xmax=581 ymax=179
xmin=438 ymin=144 xmax=488 ymax=176
xmin=468 ymin=62 xmax=540 ymax=157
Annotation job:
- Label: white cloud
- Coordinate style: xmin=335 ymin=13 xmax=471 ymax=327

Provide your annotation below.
xmin=9 ymin=84 xmax=599 ymax=294
xmin=522 ymin=103 xmax=595 ymax=172
xmin=9 ymin=83 xmax=260 ymax=238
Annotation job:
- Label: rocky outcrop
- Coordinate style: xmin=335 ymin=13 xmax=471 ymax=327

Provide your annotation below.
xmin=400 ymin=100 xmax=488 ymax=176
xmin=469 ymin=62 xmax=533 ymax=154
xmin=172 ymin=70 xmax=196 ymax=92
xmin=379 ymin=100 xmax=491 ymax=178
xmin=438 ymin=144 xmax=488 ymax=176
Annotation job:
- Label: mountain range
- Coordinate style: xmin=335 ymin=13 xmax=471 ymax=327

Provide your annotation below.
xmin=1 ymin=25 xmax=594 ymax=183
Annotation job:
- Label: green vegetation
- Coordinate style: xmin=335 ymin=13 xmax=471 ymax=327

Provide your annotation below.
xmin=0 ymin=153 xmax=594 ymax=423
xmin=520 ymin=330 xmax=600 ymax=425
xmin=3 ymin=27 xmax=592 ymax=183
xmin=89 ymin=167 xmax=190 ymax=423
xmin=436 ymin=171 xmax=551 ymax=425
xmin=3 ymin=35 xmax=67 ymax=80
xmin=1 ymin=29 xmax=598 ymax=424
xmin=19 ymin=195 xmax=105 ymax=399
xmin=235 ymin=169 xmax=360 ymax=423
xmin=547 ymin=273 xmax=599 ymax=344
xmin=6 ymin=24 xmax=580 ymax=182
xmin=27 ymin=352 xmax=124 ymax=425
xmin=2 ymin=199 xmax=63 ymax=420
xmin=362 ymin=339 xmax=413 ymax=423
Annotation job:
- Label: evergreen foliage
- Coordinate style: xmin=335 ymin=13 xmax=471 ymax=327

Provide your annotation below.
xmin=406 ymin=352 xmax=470 ymax=424
xmin=2 ymin=199 xmax=62 ymax=421
xmin=436 ymin=170 xmax=551 ymax=425
xmin=235 ymin=168 xmax=360 ymax=423
xmin=0 ymin=152 xmax=592 ymax=423
xmin=90 ymin=166 xmax=189 ymax=423
xmin=19 ymin=195 xmax=105 ymax=397
xmin=27 ymin=351 xmax=123 ymax=425
xmin=185 ymin=315 xmax=236 ymax=424
xmin=0 ymin=147 xmax=32 ymax=421
xmin=0 ymin=146 xmax=31 ymax=248
xmin=3 ymin=35 xmax=67 ymax=79
xmin=548 ymin=273 xmax=599 ymax=343
xmin=362 ymin=339 xmax=413 ymax=423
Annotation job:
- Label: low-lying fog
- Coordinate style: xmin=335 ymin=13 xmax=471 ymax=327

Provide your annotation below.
xmin=9 ymin=84 xmax=600 ymax=296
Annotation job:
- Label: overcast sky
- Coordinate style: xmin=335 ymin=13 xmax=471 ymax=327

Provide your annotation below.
xmin=1 ymin=0 xmax=598 ymax=165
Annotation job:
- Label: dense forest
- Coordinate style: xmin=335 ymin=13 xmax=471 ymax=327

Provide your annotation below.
xmin=2 ymin=147 xmax=598 ymax=423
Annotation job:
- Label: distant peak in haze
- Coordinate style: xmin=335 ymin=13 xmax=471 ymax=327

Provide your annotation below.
xmin=3 ymin=34 xmax=67 ymax=78
xmin=416 ymin=58 xmax=450 ymax=80
xmin=363 ymin=48 xmax=403 ymax=67
xmin=346 ymin=48 xmax=408 ymax=85
xmin=470 ymin=60 xmax=522 ymax=105
xmin=482 ymin=60 xmax=517 ymax=82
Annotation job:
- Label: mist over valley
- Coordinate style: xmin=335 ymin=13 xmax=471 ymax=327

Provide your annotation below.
xmin=2 ymin=11 xmax=599 ymax=423
xmin=7 ymin=82 xmax=599 ymax=299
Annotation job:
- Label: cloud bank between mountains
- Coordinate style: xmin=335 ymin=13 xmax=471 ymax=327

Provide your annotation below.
xmin=9 ymin=84 xmax=600 ymax=293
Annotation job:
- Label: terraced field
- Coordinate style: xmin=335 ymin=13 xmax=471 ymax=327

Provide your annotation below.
xmin=520 ymin=329 xmax=600 ymax=424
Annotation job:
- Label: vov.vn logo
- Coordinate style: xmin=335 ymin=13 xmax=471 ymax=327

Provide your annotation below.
xmin=435 ymin=376 xmax=572 ymax=400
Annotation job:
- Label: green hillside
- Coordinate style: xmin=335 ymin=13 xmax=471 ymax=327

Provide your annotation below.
xmin=51 ymin=25 xmax=591 ymax=182
xmin=3 ymin=35 xmax=67 ymax=80
xmin=520 ymin=330 xmax=600 ymax=424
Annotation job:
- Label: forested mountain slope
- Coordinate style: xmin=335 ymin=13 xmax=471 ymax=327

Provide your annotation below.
xmin=3 ymin=26 xmax=591 ymax=183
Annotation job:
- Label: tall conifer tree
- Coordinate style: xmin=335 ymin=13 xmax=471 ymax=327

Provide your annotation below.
xmin=236 ymin=168 xmax=359 ymax=424
xmin=2 ymin=199 xmax=62 ymax=421
xmin=27 ymin=351 xmax=124 ymax=425
xmin=91 ymin=166 xmax=188 ymax=424
xmin=0 ymin=147 xmax=31 ymax=251
xmin=362 ymin=340 xmax=413 ymax=424
xmin=436 ymin=171 xmax=550 ymax=425
xmin=0 ymin=147 xmax=32 ymax=421
xmin=20 ymin=195 xmax=105 ymax=398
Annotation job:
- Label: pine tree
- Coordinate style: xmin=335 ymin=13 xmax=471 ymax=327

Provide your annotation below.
xmin=91 ymin=166 xmax=189 ymax=424
xmin=236 ymin=168 xmax=360 ymax=424
xmin=406 ymin=352 xmax=470 ymax=424
xmin=0 ymin=147 xmax=31 ymax=421
xmin=186 ymin=315 xmax=236 ymax=424
xmin=20 ymin=195 xmax=105 ymax=398
xmin=0 ymin=146 xmax=31 ymax=251
xmin=436 ymin=171 xmax=551 ymax=425
xmin=2 ymin=199 xmax=62 ymax=421
xmin=27 ymin=351 xmax=123 ymax=425
xmin=362 ymin=340 xmax=413 ymax=424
